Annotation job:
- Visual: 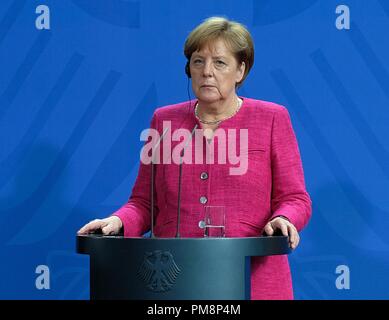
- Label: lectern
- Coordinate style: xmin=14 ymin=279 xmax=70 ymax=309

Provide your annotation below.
xmin=76 ymin=235 xmax=291 ymax=300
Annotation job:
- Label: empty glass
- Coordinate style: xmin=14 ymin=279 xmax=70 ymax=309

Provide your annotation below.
xmin=203 ymin=206 xmax=225 ymax=238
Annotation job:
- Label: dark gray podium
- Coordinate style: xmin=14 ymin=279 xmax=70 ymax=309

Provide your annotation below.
xmin=76 ymin=235 xmax=291 ymax=300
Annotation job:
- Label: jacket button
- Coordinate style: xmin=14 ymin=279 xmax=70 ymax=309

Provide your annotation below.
xmin=198 ymin=220 xmax=206 ymax=229
xmin=200 ymin=172 xmax=208 ymax=180
xmin=199 ymin=196 xmax=208 ymax=204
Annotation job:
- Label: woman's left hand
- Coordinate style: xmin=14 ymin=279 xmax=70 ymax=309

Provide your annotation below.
xmin=263 ymin=216 xmax=300 ymax=250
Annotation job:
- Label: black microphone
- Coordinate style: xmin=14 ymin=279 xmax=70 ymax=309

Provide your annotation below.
xmin=150 ymin=127 xmax=169 ymax=238
xmin=176 ymin=124 xmax=198 ymax=238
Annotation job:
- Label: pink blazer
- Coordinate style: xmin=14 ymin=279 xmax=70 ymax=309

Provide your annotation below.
xmin=113 ymin=97 xmax=312 ymax=300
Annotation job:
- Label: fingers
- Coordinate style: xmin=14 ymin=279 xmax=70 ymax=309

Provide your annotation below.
xmin=280 ymin=223 xmax=288 ymax=237
xmin=287 ymin=224 xmax=299 ymax=250
xmin=77 ymin=219 xmax=105 ymax=235
xmin=77 ymin=217 xmax=120 ymax=236
xmin=263 ymin=222 xmax=274 ymax=236
xmin=266 ymin=217 xmax=300 ymax=250
xmin=101 ymin=223 xmax=116 ymax=235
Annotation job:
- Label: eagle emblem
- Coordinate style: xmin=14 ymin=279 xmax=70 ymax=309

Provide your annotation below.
xmin=137 ymin=250 xmax=181 ymax=292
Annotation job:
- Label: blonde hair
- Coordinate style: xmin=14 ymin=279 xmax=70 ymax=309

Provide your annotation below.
xmin=184 ymin=16 xmax=254 ymax=87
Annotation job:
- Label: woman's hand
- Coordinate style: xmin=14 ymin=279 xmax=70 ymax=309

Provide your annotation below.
xmin=77 ymin=216 xmax=123 ymax=236
xmin=263 ymin=216 xmax=300 ymax=250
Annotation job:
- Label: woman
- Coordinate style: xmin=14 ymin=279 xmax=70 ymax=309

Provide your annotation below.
xmin=78 ymin=16 xmax=312 ymax=300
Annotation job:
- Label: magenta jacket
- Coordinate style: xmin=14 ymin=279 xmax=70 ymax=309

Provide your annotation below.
xmin=113 ymin=97 xmax=312 ymax=300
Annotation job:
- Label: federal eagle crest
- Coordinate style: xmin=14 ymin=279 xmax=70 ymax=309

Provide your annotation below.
xmin=137 ymin=250 xmax=181 ymax=292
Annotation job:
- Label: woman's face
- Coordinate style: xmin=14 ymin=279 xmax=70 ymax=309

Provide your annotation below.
xmin=189 ymin=38 xmax=245 ymax=104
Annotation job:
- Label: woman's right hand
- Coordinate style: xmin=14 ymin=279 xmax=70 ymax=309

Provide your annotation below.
xmin=77 ymin=216 xmax=123 ymax=236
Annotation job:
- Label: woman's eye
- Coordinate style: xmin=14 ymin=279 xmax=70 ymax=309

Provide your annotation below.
xmin=216 ymin=60 xmax=226 ymax=65
xmin=193 ymin=59 xmax=203 ymax=64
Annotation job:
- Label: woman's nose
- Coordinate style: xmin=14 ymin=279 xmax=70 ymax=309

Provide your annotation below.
xmin=202 ymin=61 xmax=214 ymax=77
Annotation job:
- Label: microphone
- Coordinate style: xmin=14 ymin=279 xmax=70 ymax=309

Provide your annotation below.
xmin=176 ymin=124 xmax=198 ymax=238
xmin=150 ymin=127 xmax=169 ymax=238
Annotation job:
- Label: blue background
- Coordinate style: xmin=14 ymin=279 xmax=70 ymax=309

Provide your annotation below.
xmin=1 ymin=0 xmax=388 ymax=299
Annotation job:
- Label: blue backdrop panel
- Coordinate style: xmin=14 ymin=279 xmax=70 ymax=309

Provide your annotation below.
xmin=0 ymin=0 xmax=388 ymax=299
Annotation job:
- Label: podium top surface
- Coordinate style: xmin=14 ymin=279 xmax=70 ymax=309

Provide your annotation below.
xmin=77 ymin=234 xmax=291 ymax=257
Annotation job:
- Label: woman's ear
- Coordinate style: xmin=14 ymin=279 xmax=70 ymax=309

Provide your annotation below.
xmin=236 ymin=61 xmax=246 ymax=83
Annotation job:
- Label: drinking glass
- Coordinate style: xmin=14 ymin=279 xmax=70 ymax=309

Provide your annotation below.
xmin=203 ymin=206 xmax=225 ymax=238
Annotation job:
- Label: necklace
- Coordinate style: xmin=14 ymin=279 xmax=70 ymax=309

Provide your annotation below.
xmin=195 ymin=98 xmax=242 ymax=125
